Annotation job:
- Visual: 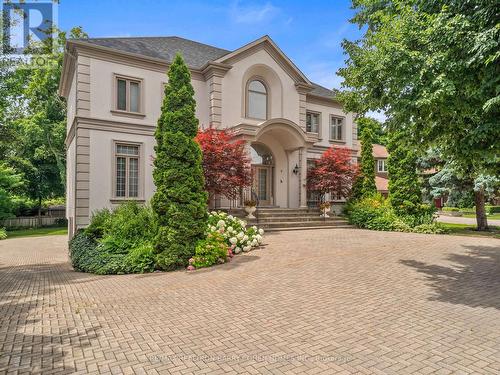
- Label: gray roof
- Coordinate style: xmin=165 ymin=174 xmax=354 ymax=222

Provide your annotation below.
xmin=77 ymin=36 xmax=230 ymax=70
xmin=73 ymin=36 xmax=335 ymax=98
xmin=310 ymin=83 xmax=338 ymax=99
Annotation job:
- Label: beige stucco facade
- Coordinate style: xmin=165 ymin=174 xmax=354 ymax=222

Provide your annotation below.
xmin=59 ymin=36 xmax=358 ymax=237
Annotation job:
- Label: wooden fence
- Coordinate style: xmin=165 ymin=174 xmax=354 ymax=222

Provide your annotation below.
xmin=1 ymin=215 xmax=66 ymax=229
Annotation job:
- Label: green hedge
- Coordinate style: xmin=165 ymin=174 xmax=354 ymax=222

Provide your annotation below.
xmin=442 ymin=205 xmax=500 ymax=214
xmin=348 ymin=195 xmax=443 ymax=234
xmin=69 ymin=202 xmax=156 ymax=274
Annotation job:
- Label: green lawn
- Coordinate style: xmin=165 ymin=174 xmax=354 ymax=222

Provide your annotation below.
xmin=440 ymin=223 xmax=500 ymax=239
xmin=6 ymin=226 xmax=68 ymax=239
xmin=462 ymin=213 xmax=500 ymax=220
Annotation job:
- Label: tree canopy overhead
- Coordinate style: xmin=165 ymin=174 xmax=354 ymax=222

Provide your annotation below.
xmin=338 ymin=0 xmax=499 ymax=229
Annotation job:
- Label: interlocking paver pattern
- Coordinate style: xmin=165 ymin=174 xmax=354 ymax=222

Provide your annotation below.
xmin=0 ymin=230 xmax=499 ymax=374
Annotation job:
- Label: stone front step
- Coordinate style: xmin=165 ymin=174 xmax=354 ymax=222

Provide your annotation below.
xmin=256 ymin=220 xmax=350 ymax=230
xmin=227 ymin=207 xmax=350 ymax=231
xmin=249 ymin=216 xmax=346 ymax=223
xmin=267 ymin=224 xmax=354 ymax=232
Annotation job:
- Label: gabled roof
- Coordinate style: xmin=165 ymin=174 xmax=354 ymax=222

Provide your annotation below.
xmin=66 ymin=35 xmax=336 ymax=99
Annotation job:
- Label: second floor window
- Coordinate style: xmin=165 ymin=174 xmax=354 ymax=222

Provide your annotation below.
xmin=116 ymin=77 xmax=141 ymax=113
xmin=115 ymin=143 xmax=140 ymax=198
xmin=377 ymin=159 xmax=387 ymax=173
xmin=306 ymin=112 xmax=320 ymax=133
xmin=247 ymin=79 xmax=267 ymax=120
xmin=330 ymin=116 xmax=343 ymax=141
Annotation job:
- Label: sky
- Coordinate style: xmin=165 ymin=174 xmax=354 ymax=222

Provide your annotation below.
xmin=57 ymin=0 xmax=384 ymax=121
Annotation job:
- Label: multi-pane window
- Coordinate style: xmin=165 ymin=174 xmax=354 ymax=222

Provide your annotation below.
xmin=247 ymin=80 xmax=267 ymax=120
xmin=115 ymin=144 xmax=140 ymax=198
xmin=377 ymin=159 xmax=387 ymax=173
xmin=116 ymin=77 xmax=141 ymax=113
xmin=306 ymin=112 xmax=320 ymax=133
xmin=330 ymin=116 xmax=343 ymax=141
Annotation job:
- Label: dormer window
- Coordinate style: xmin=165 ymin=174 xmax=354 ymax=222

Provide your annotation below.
xmin=247 ymin=79 xmax=268 ymax=120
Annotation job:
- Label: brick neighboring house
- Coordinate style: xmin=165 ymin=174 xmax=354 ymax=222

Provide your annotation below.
xmin=373 ymin=144 xmax=389 ymax=197
xmin=357 ymin=143 xmax=389 ymax=196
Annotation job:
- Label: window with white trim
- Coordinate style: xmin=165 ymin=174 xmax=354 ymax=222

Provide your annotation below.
xmin=306 ymin=112 xmax=320 ymax=133
xmin=377 ymin=159 xmax=387 ymax=173
xmin=115 ymin=143 xmax=140 ymax=198
xmin=330 ymin=116 xmax=343 ymax=141
xmin=247 ymin=80 xmax=267 ymax=120
xmin=116 ymin=77 xmax=141 ymax=113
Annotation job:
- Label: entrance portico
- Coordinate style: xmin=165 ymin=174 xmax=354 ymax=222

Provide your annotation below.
xmin=236 ymin=118 xmax=314 ymax=208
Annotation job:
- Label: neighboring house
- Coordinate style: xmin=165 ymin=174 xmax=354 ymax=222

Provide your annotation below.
xmin=59 ymin=35 xmax=359 ymax=237
xmin=373 ymin=144 xmax=389 ymax=197
xmin=356 ymin=143 xmax=389 ymax=196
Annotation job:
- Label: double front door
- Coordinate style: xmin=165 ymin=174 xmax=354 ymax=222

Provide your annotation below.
xmin=252 ymin=166 xmax=272 ymax=206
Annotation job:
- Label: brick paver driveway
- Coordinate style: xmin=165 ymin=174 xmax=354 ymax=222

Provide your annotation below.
xmin=1 ymin=230 xmax=499 ymax=374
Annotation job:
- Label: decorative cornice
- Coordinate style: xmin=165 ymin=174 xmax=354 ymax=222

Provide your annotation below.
xmin=295 ymin=82 xmax=314 ymax=94
xmin=201 ymin=62 xmax=232 ymax=80
xmin=59 ymin=40 xmax=208 ymax=98
xmin=306 ymin=93 xmax=343 ymax=107
xmin=65 ymin=116 xmax=156 ymax=147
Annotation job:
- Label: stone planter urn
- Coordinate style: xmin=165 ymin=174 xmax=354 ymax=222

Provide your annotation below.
xmin=245 ymin=205 xmax=256 ymax=219
xmin=319 ymin=203 xmax=331 ymax=218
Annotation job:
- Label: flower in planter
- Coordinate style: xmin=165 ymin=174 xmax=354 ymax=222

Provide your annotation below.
xmin=237 ymin=232 xmax=244 ymax=240
xmin=234 ymin=247 xmax=241 ymax=254
xmin=244 ymin=200 xmax=257 ymax=207
xmin=243 ymin=246 xmax=251 ymax=252
xmin=258 ymin=228 xmax=264 ymax=235
xmin=229 ymin=237 xmax=237 ymax=245
xmin=217 ymin=220 xmax=225 ymax=228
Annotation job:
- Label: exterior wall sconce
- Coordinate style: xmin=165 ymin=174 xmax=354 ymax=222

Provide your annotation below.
xmin=292 ymin=164 xmax=299 ymax=175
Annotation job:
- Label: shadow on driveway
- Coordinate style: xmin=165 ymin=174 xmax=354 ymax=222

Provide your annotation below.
xmin=0 ymin=263 xmax=102 ymax=373
xmin=400 ymin=244 xmax=500 ymax=310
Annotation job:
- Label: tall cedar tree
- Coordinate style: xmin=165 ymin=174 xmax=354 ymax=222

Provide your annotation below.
xmin=151 ymin=54 xmax=208 ymax=271
xmin=195 ymin=127 xmax=252 ymax=204
xmin=387 ymin=131 xmax=422 ymax=215
xmin=307 ymin=147 xmax=358 ymax=200
xmin=358 ymin=118 xmax=377 ymax=197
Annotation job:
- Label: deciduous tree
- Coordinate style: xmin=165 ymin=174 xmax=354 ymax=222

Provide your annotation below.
xmin=307 ymin=147 xmax=358 ymax=200
xmin=195 ymin=127 xmax=252 ymax=204
xmin=338 ymin=0 xmax=499 ymax=230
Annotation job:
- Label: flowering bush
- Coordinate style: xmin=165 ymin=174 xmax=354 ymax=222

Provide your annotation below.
xmin=192 ymin=232 xmax=228 ymax=268
xmin=207 ymin=211 xmax=264 ymax=254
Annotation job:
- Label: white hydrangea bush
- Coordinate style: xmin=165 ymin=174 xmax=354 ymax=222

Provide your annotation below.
xmin=207 ymin=211 xmax=264 ymax=254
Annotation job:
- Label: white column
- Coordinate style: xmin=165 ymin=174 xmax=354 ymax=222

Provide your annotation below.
xmin=299 ymin=147 xmax=308 ymax=208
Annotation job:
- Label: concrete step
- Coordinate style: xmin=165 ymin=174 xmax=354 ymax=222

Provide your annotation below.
xmin=257 ymin=220 xmax=350 ymax=229
xmin=266 ymin=224 xmax=354 ymax=232
xmin=248 ymin=216 xmax=346 ymax=223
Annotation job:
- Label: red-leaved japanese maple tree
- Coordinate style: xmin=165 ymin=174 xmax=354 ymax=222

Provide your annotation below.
xmin=195 ymin=127 xmax=252 ymax=203
xmin=307 ymin=146 xmax=358 ymax=201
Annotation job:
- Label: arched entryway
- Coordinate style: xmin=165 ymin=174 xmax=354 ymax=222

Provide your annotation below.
xmin=250 ymin=119 xmax=313 ymax=208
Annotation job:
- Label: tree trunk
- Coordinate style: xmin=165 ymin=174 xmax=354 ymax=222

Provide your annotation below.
xmin=474 ymin=188 xmax=488 ymax=231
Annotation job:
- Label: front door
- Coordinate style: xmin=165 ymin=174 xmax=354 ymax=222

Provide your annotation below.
xmin=253 ymin=166 xmax=272 ymax=206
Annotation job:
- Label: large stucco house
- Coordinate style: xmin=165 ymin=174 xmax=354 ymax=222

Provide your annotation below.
xmin=59 ymin=35 xmax=359 ymax=237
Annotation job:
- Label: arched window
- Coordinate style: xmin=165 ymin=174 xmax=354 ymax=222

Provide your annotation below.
xmin=247 ymin=79 xmax=267 ymax=120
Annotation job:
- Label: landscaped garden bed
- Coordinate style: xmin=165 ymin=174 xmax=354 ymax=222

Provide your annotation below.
xmin=69 ymin=202 xmax=264 ymax=275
